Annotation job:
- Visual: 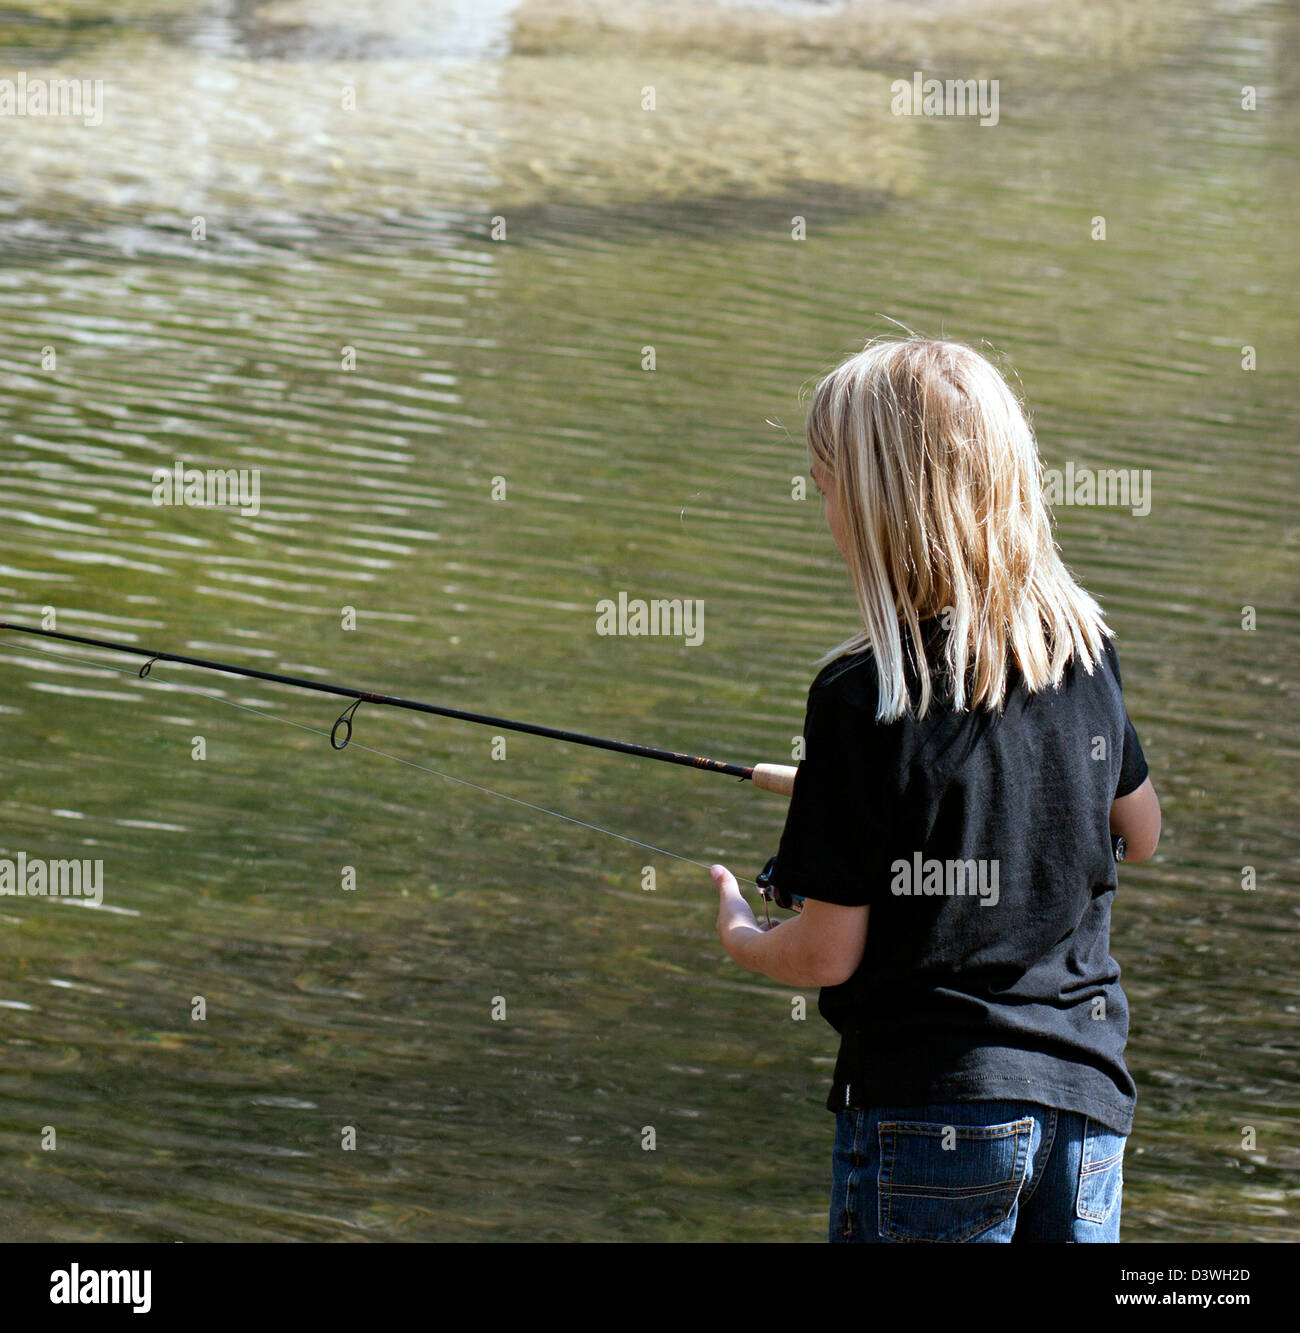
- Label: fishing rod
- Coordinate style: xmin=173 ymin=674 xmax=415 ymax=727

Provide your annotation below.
xmin=0 ymin=621 xmax=798 ymax=797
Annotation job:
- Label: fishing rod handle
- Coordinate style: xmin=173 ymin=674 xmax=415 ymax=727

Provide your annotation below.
xmin=750 ymin=763 xmax=797 ymax=797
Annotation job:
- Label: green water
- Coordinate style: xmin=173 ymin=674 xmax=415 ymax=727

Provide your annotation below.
xmin=0 ymin=0 xmax=1296 ymax=1241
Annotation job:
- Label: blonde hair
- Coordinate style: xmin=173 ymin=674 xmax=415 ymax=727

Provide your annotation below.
xmin=807 ymin=336 xmax=1110 ymax=720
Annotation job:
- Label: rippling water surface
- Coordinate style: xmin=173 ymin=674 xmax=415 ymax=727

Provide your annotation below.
xmin=0 ymin=0 xmax=1296 ymax=1241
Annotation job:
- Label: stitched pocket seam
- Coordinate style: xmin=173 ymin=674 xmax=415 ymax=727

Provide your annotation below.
xmin=879 ymin=1117 xmax=1033 ymax=1243
xmin=842 ymin=1110 xmax=863 ymax=1240
xmin=1076 ymin=1117 xmax=1125 ymax=1223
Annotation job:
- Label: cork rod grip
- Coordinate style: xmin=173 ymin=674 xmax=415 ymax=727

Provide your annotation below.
xmin=750 ymin=763 xmax=797 ymax=797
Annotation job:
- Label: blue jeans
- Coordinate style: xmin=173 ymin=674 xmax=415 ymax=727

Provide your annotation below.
xmin=829 ymin=1101 xmax=1125 ymax=1243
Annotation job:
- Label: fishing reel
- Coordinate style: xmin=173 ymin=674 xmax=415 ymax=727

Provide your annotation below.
xmin=756 ymin=853 xmax=804 ymax=923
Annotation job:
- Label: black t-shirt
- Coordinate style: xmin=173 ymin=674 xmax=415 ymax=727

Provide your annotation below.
xmin=772 ymin=626 xmax=1149 ymax=1134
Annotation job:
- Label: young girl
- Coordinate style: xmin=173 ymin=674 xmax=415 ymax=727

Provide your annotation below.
xmin=712 ymin=337 xmax=1160 ymax=1244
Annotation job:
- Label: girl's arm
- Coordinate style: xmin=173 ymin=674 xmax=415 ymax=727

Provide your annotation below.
xmin=1110 ymin=777 xmax=1161 ymax=861
xmin=712 ymin=864 xmax=869 ymax=987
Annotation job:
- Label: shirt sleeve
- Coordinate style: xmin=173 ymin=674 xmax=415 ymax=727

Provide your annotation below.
xmin=1104 ymin=639 xmax=1149 ymax=798
xmin=1116 ymin=712 xmax=1149 ymax=798
xmin=770 ymin=672 xmax=908 ymax=908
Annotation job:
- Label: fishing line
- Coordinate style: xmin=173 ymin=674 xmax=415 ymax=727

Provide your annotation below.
xmin=2 ymin=636 xmax=755 ymax=884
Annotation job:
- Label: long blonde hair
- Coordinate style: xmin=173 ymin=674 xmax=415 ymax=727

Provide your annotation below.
xmin=807 ymin=337 xmax=1110 ymax=720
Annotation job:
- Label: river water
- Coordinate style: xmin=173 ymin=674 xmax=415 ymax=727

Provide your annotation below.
xmin=0 ymin=0 xmax=1296 ymax=1241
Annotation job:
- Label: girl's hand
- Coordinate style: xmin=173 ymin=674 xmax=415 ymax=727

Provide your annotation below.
xmin=710 ymin=863 xmax=871 ymax=986
xmin=711 ymin=863 xmax=759 ymax=953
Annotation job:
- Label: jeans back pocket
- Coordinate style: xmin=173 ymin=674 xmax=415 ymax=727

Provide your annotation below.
xmin=1075 ymin=1116 xmax=1125 ymax=1224
xmin=878 ymin=1116 xmax=1034 ymax=1243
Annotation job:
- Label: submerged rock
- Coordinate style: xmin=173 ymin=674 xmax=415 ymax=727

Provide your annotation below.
xmin=0 ymin=0 xmax=1209 ymax=247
